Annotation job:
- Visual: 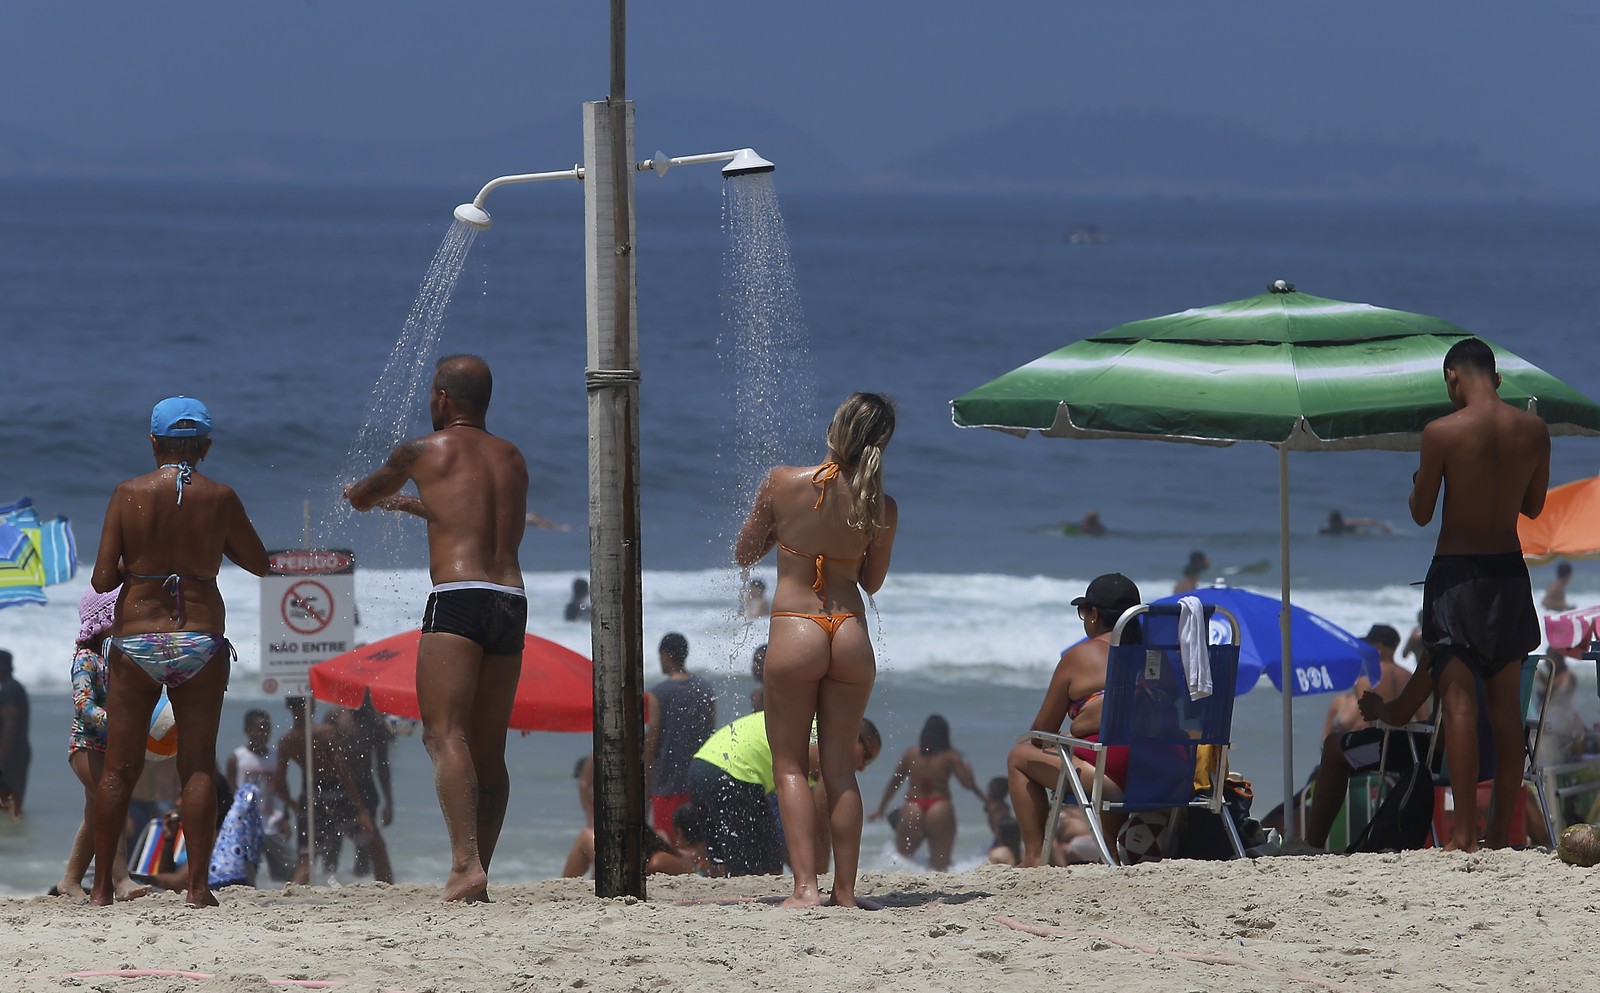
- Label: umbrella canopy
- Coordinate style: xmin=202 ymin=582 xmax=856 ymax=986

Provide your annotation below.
xmin=1152 ymin=585 xmax=1379 ymax=696
xmin=1544 ymin=605 xmax=1600 ymax=651
xmin=951 ymin=282 xmax=1600 ymax=834
xmin=309 ymin=629 xmax=594 ymax=732
xmin=1519 ymin=475 xmax=1600 ymax=564
xmin=0 ymin=521 xmax=46 ymax=609
xmin=952 ymin=286 xmax=1600 ymax=451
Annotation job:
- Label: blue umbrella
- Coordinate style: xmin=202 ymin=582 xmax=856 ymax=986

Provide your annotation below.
xmin=1152 ymin=584 xmax=1379 ymax=696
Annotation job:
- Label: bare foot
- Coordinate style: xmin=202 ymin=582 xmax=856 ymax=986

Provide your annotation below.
xmin=826 ymin=892 xmax=883 ymax=910
xmin=443 ymin=865 xmax=489 ymax=903
xmin=185 ymin=888 xmax=220 ymax=908
xmin=115 ymin=879 xmax=152 ymax=902
xmin=53 ymin=880 xmax=87 ymax=900
xmin=1441 ymin=840 xmax=1479 ymax=853
xmin=779 ymin=884 xmax=824 ymax=909
xmin=89 ymin=884 xmax=115 ymax=908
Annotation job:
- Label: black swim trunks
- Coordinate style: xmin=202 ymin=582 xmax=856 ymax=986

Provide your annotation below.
xmin=421 ymin=582 xmax=528 ymax=656
xmin=1421 ymin=552 xmax=1540 ymax=680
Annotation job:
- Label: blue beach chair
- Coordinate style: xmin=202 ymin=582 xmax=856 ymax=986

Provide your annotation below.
xmin=1023 ymin=602 xmax=1245 ymax=866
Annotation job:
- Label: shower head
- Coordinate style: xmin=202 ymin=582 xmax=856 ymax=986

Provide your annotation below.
xmin=638 ymin=147 xmax=776 ymax=178
xmin=454 ymin=203 xmax=493 ymax=231
xmin=450 ymin=165 xmax=583 ymax=230
xmin=721 ymin=148 xmax=775 ymax=178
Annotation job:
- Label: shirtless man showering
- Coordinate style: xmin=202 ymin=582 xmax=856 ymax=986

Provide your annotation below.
xmin=344 ymin=354 xmax=528 ymax=902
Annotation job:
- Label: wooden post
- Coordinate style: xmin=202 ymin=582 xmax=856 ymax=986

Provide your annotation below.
xmin=583 ymin=82 xmax=646 ymax=895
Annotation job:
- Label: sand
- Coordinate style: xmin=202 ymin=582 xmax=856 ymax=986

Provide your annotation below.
xmin=5 ymin=850 xmax=1597 ymax=993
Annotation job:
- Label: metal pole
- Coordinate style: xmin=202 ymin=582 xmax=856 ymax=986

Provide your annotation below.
xmin=304 ymin=697 xmax=316 ymax=880
xmin=300 ymin=504 xmax=316 ymax=874
xmin=586 ymin=0 xmax=647 ymax=899
xmin=1278 ymin=444 xmax=1297 ymax=840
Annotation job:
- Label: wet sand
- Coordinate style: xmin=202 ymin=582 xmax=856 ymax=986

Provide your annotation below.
xmin=7 ymin=849 xmax=1597 ymax=992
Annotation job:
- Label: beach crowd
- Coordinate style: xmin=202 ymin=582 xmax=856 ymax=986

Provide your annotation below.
xmin=4 ymin=338 xmax=1598 ymax=910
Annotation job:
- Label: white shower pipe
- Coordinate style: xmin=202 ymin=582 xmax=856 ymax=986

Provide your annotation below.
xmin=453 ymin=165 xmax=585 ymax=230
xmin=637 ymin=147 xmax=776 ymax=177
xmin=454 ymin=148 xmax=774 ymax=231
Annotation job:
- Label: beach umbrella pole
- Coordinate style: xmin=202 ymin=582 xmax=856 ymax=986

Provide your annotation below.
xmin=1278 ymin=444 xmax=1297 ymax=840
xmin=305 ymin=697 xmax=316 ymax=879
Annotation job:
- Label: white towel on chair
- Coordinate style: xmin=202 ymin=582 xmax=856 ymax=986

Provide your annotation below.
xmin=1177 ymin=595 xmax=1212 ymax=700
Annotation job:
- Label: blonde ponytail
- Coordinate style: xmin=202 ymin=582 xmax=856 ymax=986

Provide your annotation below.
xmin=825 ymin=393 xmax=896 ymax=537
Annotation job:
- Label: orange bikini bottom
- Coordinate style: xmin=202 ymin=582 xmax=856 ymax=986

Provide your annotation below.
xmin=771 ymin=610 xmax=862 ymax=639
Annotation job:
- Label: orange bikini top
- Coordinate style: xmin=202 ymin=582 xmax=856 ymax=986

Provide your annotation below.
xmin=775 ymin=462 xmax=856 ymax=599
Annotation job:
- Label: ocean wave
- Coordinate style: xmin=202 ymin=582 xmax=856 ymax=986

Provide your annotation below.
xmin=12 ymin=566 xmax=1589 ymax=692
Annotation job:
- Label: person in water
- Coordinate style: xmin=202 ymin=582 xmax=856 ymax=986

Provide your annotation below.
xmin=89 ymin=396 xmax=270 ymax=907
xmin=741 ymin=577 xmax=771 ymax=620
xmin=1320 ymin=510 xmax=1392 ymax=535
xmin=345 ymin=354 xmax=528 ymax=902
xmin=1362 ymin=338 xmax=1549 ymax=851
xmin=1543 ymin=561 xmax=1574 ymax=611
xmin=563 ymin=578 xmax=591 ymax=622
xmin=1173 ymin=550 xmax=1209 ymax=594
xmin=1006 ymin=573 xmax=1143 ymax=867
xmin=870 ymin=714 xmax=988 ymax=871
xmin=735 ymin=392 xmax=898 ymax=908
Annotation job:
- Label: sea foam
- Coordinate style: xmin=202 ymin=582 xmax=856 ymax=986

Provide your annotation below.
xmin=9 ymin=568 xmax=1590 ymax=693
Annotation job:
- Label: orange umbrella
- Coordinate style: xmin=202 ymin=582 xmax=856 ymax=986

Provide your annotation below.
xmin=1520 ymin=475 xmax=1600 ymax=565
xmin=309 ymin=629 xmax=593 ymax=732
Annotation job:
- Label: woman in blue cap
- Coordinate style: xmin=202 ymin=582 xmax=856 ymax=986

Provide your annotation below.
xmin=88 ymin=396 xmax=269 ymax=907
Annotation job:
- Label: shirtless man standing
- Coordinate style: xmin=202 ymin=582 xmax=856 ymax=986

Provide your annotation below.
xmin=90 ymin=397 xmax=270 ymax=906
xmin=344 ymin=354 xmax=528 ymax=902
xmin=1361 ymin=338 xmax=1549 ymax=851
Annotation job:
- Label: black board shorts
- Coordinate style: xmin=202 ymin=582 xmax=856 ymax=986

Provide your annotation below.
xmin=1421 ymin=552 xmax=1540 ymax=680
xmin=421 ymin=583 xmax=528 ymax=656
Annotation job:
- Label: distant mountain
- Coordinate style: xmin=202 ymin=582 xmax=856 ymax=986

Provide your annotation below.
xmin=0 ymin=105 xmax=1558 ymax=201
xmin=0 ymin=100 xmax=854 ymax=193
xmin=872 ymin=108 xmax=1553 ymax=201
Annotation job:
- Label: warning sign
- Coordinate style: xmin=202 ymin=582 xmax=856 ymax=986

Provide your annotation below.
xmin=282 ymin=580 xmax=335 ymax=635
xmin=260 ymin=548 xmax=356 ymax=698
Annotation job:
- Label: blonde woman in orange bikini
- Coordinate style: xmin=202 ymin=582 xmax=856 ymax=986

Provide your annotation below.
xmin=735 ymin=392 xmax=898 ymax=909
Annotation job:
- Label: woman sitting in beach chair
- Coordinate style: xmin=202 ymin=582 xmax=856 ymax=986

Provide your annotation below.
xmin=1005 ymin=574 xmax=1145 ymax=867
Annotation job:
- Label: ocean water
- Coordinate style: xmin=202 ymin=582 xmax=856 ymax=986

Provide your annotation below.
xmin=2 ymin=180 xmax=1599 ymax=893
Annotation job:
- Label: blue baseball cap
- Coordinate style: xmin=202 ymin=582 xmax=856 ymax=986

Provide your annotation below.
xmin=150 ymin=397 xmax=212 ymax=437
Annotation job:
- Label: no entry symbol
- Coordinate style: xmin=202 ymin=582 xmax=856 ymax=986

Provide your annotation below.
xmin=282 ymin=580 xmax=334 ymax=635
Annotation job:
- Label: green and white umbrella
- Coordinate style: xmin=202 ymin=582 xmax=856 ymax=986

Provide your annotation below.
xmin=951 ymin=282 xmax=1600 ymax=834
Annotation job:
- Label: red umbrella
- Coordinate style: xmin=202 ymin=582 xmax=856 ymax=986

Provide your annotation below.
xmin=309 ymin=629 xmax=593 ymax=732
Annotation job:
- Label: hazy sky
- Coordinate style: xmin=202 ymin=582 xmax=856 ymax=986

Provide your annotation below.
xmin=4 ymin=1 xmax=1597 ymax=195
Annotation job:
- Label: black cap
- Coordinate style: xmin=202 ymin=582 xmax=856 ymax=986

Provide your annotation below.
xmin=1362 ymin=624 xmax=1400 ymax=650
xmin=1071 ymin=573 xmax=1142 ymax=617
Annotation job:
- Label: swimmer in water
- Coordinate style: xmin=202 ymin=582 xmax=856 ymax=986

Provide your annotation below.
xmin=1319 ymin=510 xmax=1392 ymax=535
